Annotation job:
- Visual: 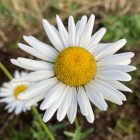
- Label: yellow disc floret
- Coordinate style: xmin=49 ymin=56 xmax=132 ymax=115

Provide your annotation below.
xmin=14 ymin=85 xmax=28 ymax=98
xmin=55 ymin=47 xmax=96 ymax=86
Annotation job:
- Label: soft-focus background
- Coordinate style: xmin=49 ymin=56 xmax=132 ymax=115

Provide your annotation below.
xmin=0 ymin=0 xmax=140 ymax=140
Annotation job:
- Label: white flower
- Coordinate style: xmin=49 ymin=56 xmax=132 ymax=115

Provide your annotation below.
xmin=11 ymin=15 xmax=136 ymax=123
xmin=0 ymin=71 xmax=36 ymax=115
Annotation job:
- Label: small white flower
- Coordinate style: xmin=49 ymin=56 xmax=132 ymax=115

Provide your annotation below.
xmin=11 ymin=15 xmax=136 ymax=123
xmin=0 ymin=71 xmax=36 ymax=115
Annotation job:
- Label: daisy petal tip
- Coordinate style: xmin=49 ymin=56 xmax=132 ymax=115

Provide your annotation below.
xmin=10 ymin=58 xmax=15 ymax=63
xmin=87 ymin=118 xmax=94 ymax=123
xmin=42 ymin=19 xmax=48 ymax=26
xmin=90 ymin=14 xmax=95 ymax=19
xmin=23 ymin=36 xmax=30 ymax=42
xmin=10 ymin=59 xmax=18 ymax=66
xmin=130 ymin=90 xmax=133 ymax=93
xmin=118 ymin=101 xmax=123 ymax=105
xmin=130 ymin=66 xmax=137 ymax=72
xmin=89 ymin=120 xmax=94 ymax=123
xmin=128 ymin=76 xmax=132 ymax=81
xmin=23 ymin=35 xmax=27 ymax=39
xmin=69 ymin=16 xmax=73 ymax=20
xmin=42 ymin=116 xmax=47 ymax=123
xmin=134 ymin=66 xmax=137 ymax=70
xmin=102 ymin=106 xmax=108 ymax=111
xmin=69 ymin=120 xmax=74 ymax=124
xmin=121 ymin=39 xmax=127 ymax=44
xmin=123 ymin=98 xmax=127 ymax=101
xmin=102 ymin=27 xmax=107 ymax=33
xmin=17 ymin=43 xmax=21 ymax=46
xmin=40 ymin=103 xmax=46 ymax=110
xmin=57 ymin=118 xmax=62 ymax=122
xmin=127 ymin=88 xmax=133 ymax=93
xmin=42 ymin=19 xmax=46 ymax=23
xmin=18 ymin=43 xmax=24 ymax=48
xmin=131 ymin=52 xmax=135 ymax=57
xmin=56 ymin=14 xmax=59 ymax=19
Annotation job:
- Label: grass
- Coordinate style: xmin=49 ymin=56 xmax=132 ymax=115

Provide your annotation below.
xmin=0 ymin=0 xmax=140 ymax=140
xmin=102 ymin=13 xmax=140 ymax=46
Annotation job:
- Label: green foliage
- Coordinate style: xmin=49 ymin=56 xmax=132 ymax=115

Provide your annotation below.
xmin=70 ymin=2 xmax=80 ymax=11
xmin=116 ymin=117 xmax=135 ymax=135
xmin=64 ymin=126 xmax=93 ymax=140
xmin=102 ymin=13 xmax=140 ymax=47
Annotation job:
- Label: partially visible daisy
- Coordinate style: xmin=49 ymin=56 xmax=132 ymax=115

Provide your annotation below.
xmin=0 ymin=71 xmax=36 ymax=115
xmin=11 ymin=15 xmax=136 ymax=123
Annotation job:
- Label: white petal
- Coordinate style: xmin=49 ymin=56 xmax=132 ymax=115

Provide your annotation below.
xmin=5 ymin=103 xmax=11 ymax=110
xmin=42 ymin=19 xmax=64 ymax=52
xmin=12 ymin=70 xmax=54 ymax=82
xmin=119 ymin=60 xmax=131 ymax=65
xmin=18 ymin=43 xmax=49 ymax=61
xmin=0 ymin=92 xmax=12 ymax=97
xmin=98 ymin=65 xmax=136 ymax=73
xmin=96 ymin=70 xmax=132 ymax=81
xmin=23 ymin=36 xmax=58 ymax=61
xmin=76 ymin=20 xmax=81 ymax=31
xmin=56 ymin=15 xmax=69 ymax=47
xmin=40 ymin=82 xmax=66 ymax=110
xmin=75 ymin=15 xmax=87 ymax=46
xmin=85 ymin=102 xmax=95 ymax=123
xmin=67 ymin=87 xmax=77 ymax=124
xmin=97 ymin=52 xmax=134 ymax=64
xmin=87 ymin=28 xmax=106 ymax=49
xmin=11 ymin=58 xmax=54 ymax=71
xmin=80 ymin=14 xmax=95 ymax=47
xmin=89 ymin=43 xmax=109 ymax=54
xmin=77 ymin=87 xmax=90 ymax=116
xmin=57 ymin=86 xmax=72 ymax=121
xmin=14 ymin=71 xmax=20 ymax=78
xmin=85 ymin=84 xmax=108 ymax=110
xmin=68 ymin=16 xmax=76 ymax=46
xmin=26 ymin=93 xmax=46 ymax=107
xmin=90 ymin=80 xmax=123 ymax=105
xmin=8 ymin=103 xmax=17 ymax=113
xmin=17 ymin=57 xmax=54 ymax=70
xmin=2 ymin=82 xmax=12 ymax=88
xmin=0 ymin=88 xmax=12 ymax=93
xmin=97 ymin=78 xmax=132 ymax=92
xmin=20 ymin=71 xmax=28 ymax=77
xmin=95 ymin=79 xmax=126 ymax=101
xmin=94 ymin=39 xmax=126 ymax=58
xmin=0 ymin=97 xmax=13 ymax=103
xmin=15 ymin=104 xmax=23 ymax=115
xmin=11 ymin=59 xmax=37 ymax=71
xmin=18 ymin=77 xmax=58 ymax=100
xmin=43 ymin=88 xmax=67 ymax=122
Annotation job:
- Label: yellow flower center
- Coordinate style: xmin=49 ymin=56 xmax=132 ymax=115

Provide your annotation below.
xmin=14 ymin=85 xmax=28 ymax=98
xmin=55 ymin=47 xmax=96 ymax=86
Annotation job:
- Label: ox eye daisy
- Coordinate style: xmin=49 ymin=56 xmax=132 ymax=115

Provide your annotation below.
xmin=0 ymin=71 xmax=35 ymax=114
xmin=11 ymin=14 xmax=136 ymax=123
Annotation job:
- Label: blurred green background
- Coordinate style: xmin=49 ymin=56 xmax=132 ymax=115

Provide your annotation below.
xmin=0 ymin=0 xmax=140 ymax=140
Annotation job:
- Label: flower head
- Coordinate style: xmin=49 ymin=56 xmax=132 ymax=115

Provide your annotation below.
xmin=11 ymin=15 xmax=136 ymax=123
xmin=0 ymin=71 xmax=36 ymax=115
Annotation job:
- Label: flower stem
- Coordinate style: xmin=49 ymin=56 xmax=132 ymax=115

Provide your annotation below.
xmin=0 ymin=62 xmax=13 ymax=80
xmin=74 ymin=117 xmax=79 ymax=128
xmin=32 ymin=106 xmax=55 ymax=140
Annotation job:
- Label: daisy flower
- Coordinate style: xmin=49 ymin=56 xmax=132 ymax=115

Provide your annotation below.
xmin=0 ymin=71 xmax=35 ymax=115
xmin=11 ymin=14 xmax=136 ymax=123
